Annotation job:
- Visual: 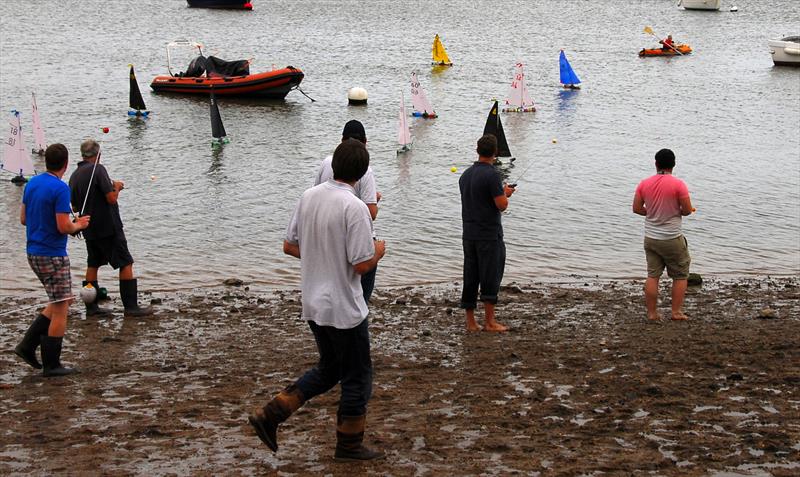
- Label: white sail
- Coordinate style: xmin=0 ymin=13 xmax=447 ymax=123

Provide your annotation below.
xmin=31 ymin=93 xmax=46 ymax=154
xmin=2 ymin=111 xmax=35 ymax=176
xmin=410 ymin=72 xmax=435 ymax=116
xmin=397 ymin=92 xmax=412 ymax=146
xmin=504 ymin=63 xmax=535 ymax=111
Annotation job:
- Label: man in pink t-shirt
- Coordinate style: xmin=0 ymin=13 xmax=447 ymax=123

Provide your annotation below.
xmin=632 ymin=148 xmax=694 ymax=321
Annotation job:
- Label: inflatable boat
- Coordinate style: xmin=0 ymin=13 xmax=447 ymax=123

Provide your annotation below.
xmin=187 ymin=0 xmax=252 ymax=9
xmin=639 ymin=45 xmax=693 ymax=57
xmin=150 ymin=41 xmax=304 ymax=98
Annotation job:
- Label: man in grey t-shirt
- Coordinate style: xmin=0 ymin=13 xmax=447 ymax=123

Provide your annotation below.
xmin=249 ymin=139 xmax=386 ymax=461
xmin=314 ymin=120 xmax=381 ymax=302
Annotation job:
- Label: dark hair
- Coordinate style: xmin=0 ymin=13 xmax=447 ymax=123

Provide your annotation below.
xmin=477 ymin=134 xmax=498 ymax=158
xmin=45 ymin=144 xmax=69 ymax=171
xmin=655 ymin=148 xmax=676 ymax=170
xmin=341 ymin=119 xmax=367 ymax=143
xmin=332 ymin=138 xmax=369 ymax=182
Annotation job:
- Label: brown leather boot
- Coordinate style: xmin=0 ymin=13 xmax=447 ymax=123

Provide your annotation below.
xmin=248 ymin=384 xmax=304 ymax=452
xmin=334 ymin=414 xmax=384 ymax=461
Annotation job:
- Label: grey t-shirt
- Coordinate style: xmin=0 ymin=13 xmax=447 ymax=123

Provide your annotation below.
xmin=286 ymin=180 xmax=375 ymax=329
xmin=314 ymin=155 xmax=378 ymax=205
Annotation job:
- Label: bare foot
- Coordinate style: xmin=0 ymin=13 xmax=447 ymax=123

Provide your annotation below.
xmin=483 ymin=322 xmax=508 ymax=332
xmin=671 ymin=311 xmax=688 ymax=321
xmin=648 ymin=312 xmax=662 ymax=321
xmin=466 ymin=322 xmax=482 ymax=332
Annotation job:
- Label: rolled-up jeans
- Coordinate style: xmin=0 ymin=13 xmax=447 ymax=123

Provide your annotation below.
xmin=295 ymin=318 xmax=373 ymax=416
xmin=460 ymin=238 xmax=506 ymax=309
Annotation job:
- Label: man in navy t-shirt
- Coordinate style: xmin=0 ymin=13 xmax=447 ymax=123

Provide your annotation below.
xmin=459 ymin=134 xmax=515 ymax=332
xmin=16 ymin=144 xmax=90 ymax=377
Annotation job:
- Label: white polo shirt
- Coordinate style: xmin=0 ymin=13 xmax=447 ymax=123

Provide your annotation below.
xmin=286 ymin=180 xmax=375 ymax=329
xmin=314 ymin=155 xmax=378 ymax=205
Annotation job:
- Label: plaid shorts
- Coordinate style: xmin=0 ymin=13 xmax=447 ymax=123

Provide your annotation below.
xmin=27 ymin=255 xmax=72 ymax=302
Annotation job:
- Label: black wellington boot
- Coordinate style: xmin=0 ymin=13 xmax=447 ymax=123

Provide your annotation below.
xmin=83 ymin=281 xmax=114 ymax=317
xmin=41 ymin=336 xmax=79 ymax=377
xmin=119 ymin=278 xmax=154 ymax=317
xmin=248 ymin=384 xmax=305 ymax=452
xmin=14 ymin=314 xmax=50 ymax=369
xmin=334 ymin=414 xmax=384 ymax=461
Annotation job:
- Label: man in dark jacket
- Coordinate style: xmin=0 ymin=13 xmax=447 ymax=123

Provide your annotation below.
xmin=68 ymin=139 xmax=152 ymax=317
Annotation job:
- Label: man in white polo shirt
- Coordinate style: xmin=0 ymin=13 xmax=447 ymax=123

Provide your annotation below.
xmin=313 ymin=119 xmax=381 ymax=302
xmin=249 ymin=138 xmax=386 ymax=461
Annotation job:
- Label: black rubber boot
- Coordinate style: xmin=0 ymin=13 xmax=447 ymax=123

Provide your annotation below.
xmin=84 ymin=281 xmax=114 ymax=317
xmin=334 ymin=414 xmax=384 ymax=461
xmin=41 ymin=336 xmax=79 ymax=377
xmin=14 ymin=314 xmax=50 ymax=369
xmin=120 ymin=278 xmax=154 ymax=317
xmin=248 ymin=384 xmax=305 ymax=452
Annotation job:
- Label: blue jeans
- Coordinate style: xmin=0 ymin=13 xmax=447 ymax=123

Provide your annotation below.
xmin=460 ymin=239 xmax=506 ymax=309
xmin=361 ymin=265 xmax=377 ymax=302
xmin=295 ymin=319 xmax=373 ymax=416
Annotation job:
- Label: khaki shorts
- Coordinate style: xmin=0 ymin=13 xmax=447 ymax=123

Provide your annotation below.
xmin=644 ymin=235 xmax=691 ymax=279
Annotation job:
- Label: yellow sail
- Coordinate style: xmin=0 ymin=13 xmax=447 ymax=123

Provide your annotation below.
xmin=432 ymin=34 xmax=452 ymax=66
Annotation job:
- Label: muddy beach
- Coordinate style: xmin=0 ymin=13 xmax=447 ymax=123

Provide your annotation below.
xmin=1 ymin=276 xmax=798 ymax=476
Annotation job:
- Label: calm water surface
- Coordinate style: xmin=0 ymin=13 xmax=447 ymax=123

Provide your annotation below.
xmin=1 ymin=0 xmax=798 ymax=294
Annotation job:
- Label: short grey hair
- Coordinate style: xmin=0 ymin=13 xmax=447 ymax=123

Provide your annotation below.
xmin=80 ymin=139 xmax=100 ymax=158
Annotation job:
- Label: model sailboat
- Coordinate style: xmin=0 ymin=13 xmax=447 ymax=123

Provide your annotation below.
xmin=483 ymin=101 xmax=514 ymax=162
xmin=31 ymin=93 xmax=47 ymax=155
xmin=397 ymin=92 xmax=412 ymax=154
xmin=432 ymin=34 xmax=452 ymax=66
xmin=503 ymin=63 xmax=536 ymax=113
xmin=128 ymin=65 xmax=150 ymax=117
xmin=559 ymin=50 xmax=581 ymax=89
xmin=2 ymin=111 xmax=36 ymax=184
xmin=410 ymin=72 xmax=436 ymax=118
xmin=209 ymin=91 xmax=229 ymax=147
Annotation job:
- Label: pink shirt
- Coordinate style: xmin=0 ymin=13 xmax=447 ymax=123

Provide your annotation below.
xmin=635 ymin=173 xmax=689 ymax=240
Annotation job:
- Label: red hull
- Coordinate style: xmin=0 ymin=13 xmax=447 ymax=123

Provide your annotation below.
xmin=150 ymin=67 xmax=303 ymax=98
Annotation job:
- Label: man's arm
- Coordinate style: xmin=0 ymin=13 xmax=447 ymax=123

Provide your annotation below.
xmin=366 ymin=203 xmax=378 ymax=221
xmin=105 ymin=180 xmax=124 ymax=205
xmin=56 ymin=213 xmax=90 ymax=235
xmin=493 ymin=184 xmax=515 ymax=212
xmin=679 ymin=196 xmax=693 ymax=216
xmin=283 ymin=240 xmax=300 ymax=259
xmin=353 ymin=240 xmax=385 ymax=275
xmin=20 ymin=204 xmax=25 ymax=225
xmin=632 ymin=193 xmax=647 ymax=216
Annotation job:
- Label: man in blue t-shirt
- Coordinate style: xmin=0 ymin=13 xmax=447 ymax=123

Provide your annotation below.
xmin=16 ymin=144 xmax=90 ymax=377
xmin=459 ymin=134 xmax=515 ymax=332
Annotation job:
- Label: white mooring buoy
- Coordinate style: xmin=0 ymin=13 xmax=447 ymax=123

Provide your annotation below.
xmin=347 ymin=87 xmax=368 ymax=105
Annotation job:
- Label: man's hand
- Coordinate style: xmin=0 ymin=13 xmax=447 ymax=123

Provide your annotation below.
xmin=374 ymin=239 xmax=386 ymax=260
xmin=376 ymin=191 xmax=382 ymax=202
xmin=113 ymin=180 xmax=125 ymax=192
xmin=504 ymin=184 xmax=516 ymax=198
xmin=74 ymin=215 xmax=90 ymax=231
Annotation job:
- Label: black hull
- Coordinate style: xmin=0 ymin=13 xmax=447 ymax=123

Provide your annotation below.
xmin=187 ymin=0 xmax=252 ymax=8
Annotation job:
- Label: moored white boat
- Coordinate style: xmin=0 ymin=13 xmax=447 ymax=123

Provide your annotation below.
xmin=678 ymin=0 xmax=721 ymax=10
xmin=769 ymin=36 xmax=800 ymax=66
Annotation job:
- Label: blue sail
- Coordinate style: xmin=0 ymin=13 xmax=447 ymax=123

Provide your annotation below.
xmin=559 ymin=50 xmax=581 ymax=85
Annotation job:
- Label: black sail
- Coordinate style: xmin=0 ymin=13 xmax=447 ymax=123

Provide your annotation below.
xmin=210 ymin=91 xmax=227 ymax=139
xmin=129 ymin=66 xmax=147 ymax=111
xmin=482 ymin=101 xmax=511 ymax=157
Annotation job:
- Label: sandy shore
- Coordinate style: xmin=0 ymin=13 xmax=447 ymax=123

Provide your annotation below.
xmin=1 ymin=276 xmax=798 ymax=476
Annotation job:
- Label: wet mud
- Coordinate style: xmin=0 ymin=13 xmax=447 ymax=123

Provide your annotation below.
xmin=1 ymin=277 xmax=799 ymax=476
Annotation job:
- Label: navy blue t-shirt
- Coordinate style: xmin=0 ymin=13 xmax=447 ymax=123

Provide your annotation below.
xmin=22 ymin=173 xmax=72 ymax=256
xmin=459 ymin=161 xmax=504 ymax=240
xmin=69 ymin=161 xmax=123 ymax=240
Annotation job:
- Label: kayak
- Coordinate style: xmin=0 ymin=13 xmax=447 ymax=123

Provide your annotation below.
xmin=639 ymin=44 xmax=692 ymax=57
